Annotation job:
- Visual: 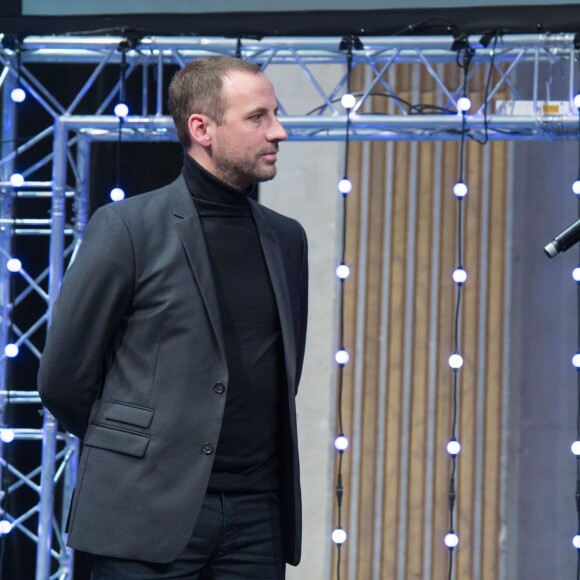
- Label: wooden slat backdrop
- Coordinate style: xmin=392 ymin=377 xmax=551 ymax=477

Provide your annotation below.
xmin=330 ymin=62 xmax=511 ymax=580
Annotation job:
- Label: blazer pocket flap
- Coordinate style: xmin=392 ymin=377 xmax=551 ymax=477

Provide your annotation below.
xmin=84 ymin=423 xmax=150 ymax=458
xmin=104 ymin=400 xmax=154 ymax=428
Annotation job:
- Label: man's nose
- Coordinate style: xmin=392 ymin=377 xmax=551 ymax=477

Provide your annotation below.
xmin=268 ymin=116 xmax=288 ymax=142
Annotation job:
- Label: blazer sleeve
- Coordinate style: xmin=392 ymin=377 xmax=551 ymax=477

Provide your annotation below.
xmin=38 ymin=205 xmax=135 ymax=438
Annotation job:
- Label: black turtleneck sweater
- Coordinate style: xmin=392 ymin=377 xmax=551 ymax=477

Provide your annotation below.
xmin=182 ymin=154 xmax=284 ymax=493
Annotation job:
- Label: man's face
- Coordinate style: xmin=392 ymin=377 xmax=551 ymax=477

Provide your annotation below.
xmin=210 ymin=71 xmax=288 ymax=189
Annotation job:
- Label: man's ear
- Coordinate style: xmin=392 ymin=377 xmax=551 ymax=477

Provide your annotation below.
xmin=187 ymin=114 xmax=212 ymax=148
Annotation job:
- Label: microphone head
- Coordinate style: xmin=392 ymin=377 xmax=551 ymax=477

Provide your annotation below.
xmin=543 ymin=242 xmax=558 ymax=258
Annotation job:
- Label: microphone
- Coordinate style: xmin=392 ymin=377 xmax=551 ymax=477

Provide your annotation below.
xmin=544 ymin=217 xmax=580 ymax=258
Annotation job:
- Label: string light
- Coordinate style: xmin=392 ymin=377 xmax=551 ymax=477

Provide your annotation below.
xmin=336 ymin=263 xmax=350 ymax=280
xmin=448 ymin=353 xmax=464 ymax=369
xmin=10 ymin=87 xmax=26 ymax=103
xmin=335 ymin=349 xmax=350 ymax=365
xmin=332 ymin=527 xmax=347 ymax=544
xmin=0 ymin=429 xmax=15 ymax=444
xmin=457 ymin=96 xmax=472 ymax=113
xmin=6 ymin=258 xmax=21 ymax=273
xmin=9 ymin=173 xmax=24 ymax=187
xmin=452 ymin=268 xmax=467 ymax=285
xmin=334 ymin=435 xmax=349 ymax=452
xmin=4 ymin=344 xmax=18 ymax=358
xmin=338 ymin=178 xmax=352 ymax=195
xmin=447 ymin=440 xmax=462 ymax=456
xmin=341 ymin=93 xmax=356 ymax=109
xmin=110 ymin=187 xmax=125 ymax=202
xmin=453 ymin=181 xmax=468 ymax=198
xmin=0 ymin=521 xmax=12 ymax=535
xmin=114 ymin=102 xmax=129 ymax=118
xmin=445 ymin=532 xmax=459 ymax=549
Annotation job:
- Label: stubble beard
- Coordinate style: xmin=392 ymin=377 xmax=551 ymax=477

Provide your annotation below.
xmin=214 ymin=147 xmax=279 ymax=190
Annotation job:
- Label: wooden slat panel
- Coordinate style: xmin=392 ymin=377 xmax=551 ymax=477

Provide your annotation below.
xmin=330 ymin=63 xmax=510 ymax=580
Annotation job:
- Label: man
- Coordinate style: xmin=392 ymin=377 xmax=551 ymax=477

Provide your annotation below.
xmin=38 ymin=56 xmax=308 ymax=579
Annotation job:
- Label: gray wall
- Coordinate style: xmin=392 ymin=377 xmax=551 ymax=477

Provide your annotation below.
xmin=508 ymin=138 xmax=580 ymax=578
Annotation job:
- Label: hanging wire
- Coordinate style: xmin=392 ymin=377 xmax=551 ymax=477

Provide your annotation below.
xmin=446 ymin=35 xmax=473 ymax=580
xmin=333 ymin=34 xmax=361 ymax=580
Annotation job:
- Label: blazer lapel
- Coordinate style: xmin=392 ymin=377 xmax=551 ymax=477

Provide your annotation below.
xmin=249 ymin=201 xmax=297 ymax=391
xmin=170 ymin=179 xmax=227 ymax=368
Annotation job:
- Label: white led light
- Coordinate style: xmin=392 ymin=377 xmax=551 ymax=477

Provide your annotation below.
xmin=0 ymin=429 xmax=14 ymax=444
xmin=0 ymin=520 xmax=12 ymax=535
xmin=334 ymin=435 xmax=349 ymax=451
xmin=336 ymin=264 xmax=350 ymax=280
xmin=453 ymin=268 xmax=467 ymax=284
xmin=4 ymin=344 xmax=18 ymax=358
xmin=453 ymin=182 xmax=468 ymax=198
xmin=448 ymin=353 xmax=463 ymax=369
xmin=573 ymin=268 xmax=580 ymax=282
xmin=572 ymin=441 xmax=580 ymax=456
xmin=335 ymin=349 xmax=350 ymax=365
xmin=573 ymin=534 xmax=580 ymax=549
xmin=574 ymin=94 xmax=580 ymax=110
xmin=457 ymin=96 xmax=472 ymax=113
xmin=6 ymin=258 xmax=21 ymax=273
xmin=338 ymin=178 xmax=352 ymax=195
xmin=341 ymin=93 xmax=356 ymax=109
xmin=9 ymin=173 xmax=24 ymax=187
xmin=573 ymin=354 xmax=580 ymax=368
xmin=444 ymin=532 xmax=459 ymax=548
xmin=332 ymin=528 xmax=347 ymax=544
xmin=110 ymin=187 xmax=125 ymax=202
xmin=573 ymin=181 xmax=580 ymax=195
xmin=114 ymin=102 xmax=129 ymax=118
xmin=447 ymin=440 xmax=461 ymax=455
xmin=10 ymin=88 xmax=26 ymax=103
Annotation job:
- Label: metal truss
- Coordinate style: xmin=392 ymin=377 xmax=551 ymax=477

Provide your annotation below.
xmin=0 ymin=32 xmax=578 ymax=579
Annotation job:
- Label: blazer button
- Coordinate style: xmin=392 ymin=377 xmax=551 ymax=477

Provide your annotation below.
xmin=201 ymin=443 xmax=214 ymax=455
xmin=214 ymin=382 xmax=225 ymax=394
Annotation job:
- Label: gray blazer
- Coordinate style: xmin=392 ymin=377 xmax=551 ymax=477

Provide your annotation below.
xmin=38 ymin=176 xmax=308 ymax=566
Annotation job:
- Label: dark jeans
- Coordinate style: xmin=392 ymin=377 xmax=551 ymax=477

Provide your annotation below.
xmin=88 ymin=491 xmax=285 ymax=579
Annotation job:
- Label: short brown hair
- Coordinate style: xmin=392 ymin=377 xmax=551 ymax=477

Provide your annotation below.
xmin=168 ymin=56 xmax=262 ymax=148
